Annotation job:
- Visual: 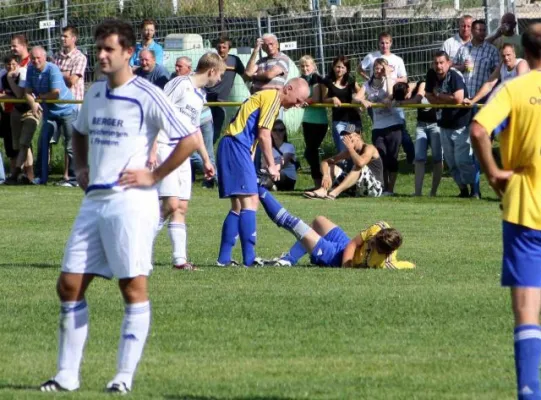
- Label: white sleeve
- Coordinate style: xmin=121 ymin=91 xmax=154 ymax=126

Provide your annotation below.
xmin=149 ymin=87 xmax=197 ymax=140
xmin=73 ymin=88 xmax=91 ymax=134
xmin=18 ymin=67 xmax=27 ymax=88
xmin=396 ymin=57 xmax=407 ymax=78
xmin=163 ymin=77 xmax=188 ymax=106
xmin=361 ymin=53 xmax=373 ymax=70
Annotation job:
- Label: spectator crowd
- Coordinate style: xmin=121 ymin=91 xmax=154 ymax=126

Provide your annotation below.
xmin=0 ymin=14 xmax=529 ymax=200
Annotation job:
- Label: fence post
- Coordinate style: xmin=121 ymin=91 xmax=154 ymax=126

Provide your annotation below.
xmin=119 ymin=0 xmax=124 ymax=13
xmin=454 ymin=0 xmax=460 ymax=10
xmin=172 ymin=0 xmax=178 ymax=14
xmin=314 ymin=0 xmax=326 ymax=75
xmin=219 ymin=0 xmax=225 ymax=33
xmin=44 ymin=0 xmax=53 ymax=55
xmin=62 ymin=0 xmax=68 ymax=27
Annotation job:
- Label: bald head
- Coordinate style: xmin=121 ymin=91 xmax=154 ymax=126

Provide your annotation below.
xmin=139 ymin=49 xmax=156 ymax=72
xmin=522 ymin=22 xmax=541 ymax=62
xmin=280 ymin=77 xmax=310 ymax=109
xmin=30 ymin=46 xmax=47 ymax=71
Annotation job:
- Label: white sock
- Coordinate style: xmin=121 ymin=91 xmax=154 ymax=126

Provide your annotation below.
xmin=54 ymin=300 xmax=88 ymax=390
xmin=168 ymin=222 xmax=187 ymax=265
xmin=113 ymin=301 xmax=151 ymax=391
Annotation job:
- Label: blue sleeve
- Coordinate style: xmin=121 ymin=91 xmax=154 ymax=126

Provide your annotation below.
xmin=154 ymin=44 xmax=164 ymax=65
xmin=49 ymin=65 xmax=65 ymax=91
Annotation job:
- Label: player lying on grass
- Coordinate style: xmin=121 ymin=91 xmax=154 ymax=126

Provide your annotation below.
xmin=258 ymin=186 xmax=415 ymax=268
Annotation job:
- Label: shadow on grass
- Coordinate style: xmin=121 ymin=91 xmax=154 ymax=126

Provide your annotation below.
xmin=0 ymin=383 xmax=38 ymax=391
xmin=0 ymin=263 xmax=58 ymax=269
xmin=164 ymin=395 xmax=299 ymax=400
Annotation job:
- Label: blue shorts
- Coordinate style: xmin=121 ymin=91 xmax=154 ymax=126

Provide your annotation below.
xmin=217 ymin=136 xmax=258 ymax=199
xmin=310 ymin=227 xmax=351 ymax=267
xmin=502 ymin=221 xmax=541 ymax=287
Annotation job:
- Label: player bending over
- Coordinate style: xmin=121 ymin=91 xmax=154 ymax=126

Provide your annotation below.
xmin=258 ymin=186 xmax=415 ymax=268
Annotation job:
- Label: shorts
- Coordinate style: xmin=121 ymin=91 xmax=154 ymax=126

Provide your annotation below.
xmin=62 ymin=189 xmax=160 ymax=279
xmin=333 ymin=165 xmax=383 ymax=198
xmin=11 ymin=108 xmax=39 ymax=149
xmin=310 ymin=227 xmax=351 ymax=267
xmin=157 ymin=143 xmax=192 ymax=200
xmin=217 ymin=135 xmax=258 ymax=198
xmin=502 ymin=221 xmax=541 ymax=287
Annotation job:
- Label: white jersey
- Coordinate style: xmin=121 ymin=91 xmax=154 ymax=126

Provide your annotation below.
xmin=500 ymin=58 xmax=524 ymax=82
xmin=73 ymin=76 xmax=197 ymax=198
xmin=160 ymin=75 xmax=205 ymax=144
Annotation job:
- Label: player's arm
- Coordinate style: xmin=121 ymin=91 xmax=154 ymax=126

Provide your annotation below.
xmin=147 ymin=137 xmax=158 ymax=170
xmin=150 ymin=134 xmax=200 ymax=184
xmin=72 ymin=129 xmax=89 ymax=190
xmin=195 ymin=129 xmax=215 ymax=179
xmin=342 ymin=235 xmax=363 ymax=268
xmin=466 ymin=68 xmax=500 ymax=105
xmin=258 ymin=126 xmax=279 ymax=179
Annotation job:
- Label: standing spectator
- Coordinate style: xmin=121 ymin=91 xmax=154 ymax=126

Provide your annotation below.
xmin=321 ymin=56 xmax=362 ymax=153
xmin=442 ymin=15 xmax=473 ymax=61
xmin=358 ymin=58 xmax=402 ymax=196
xmin=470 ymin=23 xmax=541 ymax=399
xmin=399 ymin=73 xmax=443 ymax=197
xmin=4 ymin=54 xmax=39 ymax=184
xmin=25 ymin=46 xmax=76 ymax=185
xmin=299 ymin=55 xmax=328 ymax=189
xmin=54 ymin=25 xmax=87 ymax=187
xmin=130 ymin=19 xmax=163 ymax=67
xmin=0 ymin=56 xmax=18 ymax=180
xmin=172 ymin=56 xmax=192 ymax=79
xmin=357 ymin=31 xmax=414 ymax=164
xmin=206 ymin=36 xmax=246 ymax=143
xmin=464 ymin=43 xmax=528 ymax=106
xmin=454 ymin=20 xmax=500 ymax=101
xmin=260 ymin=119 xmax=297 ymax=191
xmin=245 ymin=34 xmax=290 ymax=94
xmin=486 ymin=12 xmax=523 ymax=58
xmin=425 ymin=51 xmax=474 ymax=198
xmin=135 ymin=49 xmax=169 ymax=89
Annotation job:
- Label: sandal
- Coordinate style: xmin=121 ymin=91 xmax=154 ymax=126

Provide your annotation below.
xmin=325 ymin=194 xmax=336 ymax=200
xmin=303 ymin=191 xmax=327 ymax=199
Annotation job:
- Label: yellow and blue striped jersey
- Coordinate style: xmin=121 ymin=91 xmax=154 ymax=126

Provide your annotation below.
xmin=224 ymin=89 xmax=281 ymax=149
xmin=474 ymin=70 xmax=541 ymax=230
xmin=351 ymin=221 xmax=415 ymax=270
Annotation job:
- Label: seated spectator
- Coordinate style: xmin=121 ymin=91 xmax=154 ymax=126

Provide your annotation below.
xmin=357 ymin=58 xmax=402 ymax=196
xmin=303 ymin=124 xmax=383 ymax=200
xmin=321 ymin=56 xmax=362 ymax=153
xmin=464 ymin=43 xmax=528 ymax=106
xmin=260 ymin=119 xmax=297 ymax=191
xmin=130 ymin=19 xmax=163 ymax=67
xmin=135 ymin=49 xmax=169 ymax=89
xmin=396 ymin=75 xmax=442 ymax=196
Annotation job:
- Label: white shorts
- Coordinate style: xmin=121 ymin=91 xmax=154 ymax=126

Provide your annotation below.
xmin=157 ymin=143 xmax=192 ymax=200
xmin=62 ymin=189 xmax=160 ymax=279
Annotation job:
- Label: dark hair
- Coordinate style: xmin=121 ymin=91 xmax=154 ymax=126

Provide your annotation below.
xmin=141 ymin=19 xmax=156 ymax=29
xmin=392 ymin=82 xmax=409 ymax=101
xmin=329 ymin=55 xmax=351 ymax=86
xmin=522 ymin=23 xmax=541 ymax=60
xmin=378 ymin=31 xmax=392 ymax=41
xmin=11 ymin=34 xmax=27 ymax=47
xmin=62 ymin=25 xmax=79 ymax=37
xmin=472 ymin=19 xmax=486 ymax=30
xmin=3 ymin=53 xmax=17 ymax=64
xmin=272 ymin=119 xmax=288 ymax=143
xmin=216 ymin=36 xmax=232 ymax=47
xmin=374 ymin=228 xmax=403 ymax=255
xmin=433 ymin=50 xmax=450 ymax=61
xmin=94 ymin=19 xmax=136 ymax=50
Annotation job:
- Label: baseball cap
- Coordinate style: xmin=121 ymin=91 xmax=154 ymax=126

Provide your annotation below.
xmin=339 ymin=124 xmax=358 ymax=136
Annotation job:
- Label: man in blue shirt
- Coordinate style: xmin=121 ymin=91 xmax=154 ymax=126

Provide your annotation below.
xmin=129 ymin=19 xmax=163 ymax=67
xmin=134 ymin=49 xmax=169 ymax=89
xmin=25 ymin=46 xmax=76 ymax=185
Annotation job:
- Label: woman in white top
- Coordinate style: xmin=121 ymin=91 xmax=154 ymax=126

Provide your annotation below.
xmin=261 ymin=119 xmax=297 ymax=191
xmin=357 ymin=58 xmax=403 ymax=195
xmin=464 ymin=43 xmax=529 ymax=105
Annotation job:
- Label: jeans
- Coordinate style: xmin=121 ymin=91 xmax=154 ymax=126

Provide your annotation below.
xmin=211 ymin=106 xmax=226 ymax=144
xmin=331 ymin=120 xmax=362 ymax=153
xmin=0 ymin=151 xmax=5 ymax=182
xmin=414 ymin=122 xmax=442 ymax=163
xmin=35 ymin=110 xmax=76 ymax=184
xmin=440 ymin=126 xmax=475 ymax=186
xmin=190 ymin=120 xmax=217 ymax=180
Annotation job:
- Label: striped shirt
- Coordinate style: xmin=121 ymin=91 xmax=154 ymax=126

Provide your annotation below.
xmin=251 ymin=52 xmax=290 ymax=93
xmin=74 ymin=76 xmax=197 ymax=197
xmin=25 ymin=62 xmax=75 ymax=116
xmin=454 ymin=41 xmax=500 ymax=98
xmin=54 ymin=47 xmax=87 ymax=101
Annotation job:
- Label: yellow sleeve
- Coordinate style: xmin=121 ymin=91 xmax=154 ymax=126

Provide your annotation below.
xmin=258 ymin=90 xmax=281 ymax=130
xmin=360 ymin=221 xmax=390 ymax=241
xmin=385 ymin=253 xmax=416 ymax=270
xmin=473 ymin=83 xmax=512 ymax=138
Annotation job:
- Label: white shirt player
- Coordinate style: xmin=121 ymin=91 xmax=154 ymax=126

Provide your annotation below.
xmin=73 ymin=76 xmax=197 ymax=198
xmin=160 ymin=75 xmax=205 ymax=145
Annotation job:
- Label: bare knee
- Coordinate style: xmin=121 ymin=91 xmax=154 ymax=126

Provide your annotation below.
xmin=56 ymin=273 xmax=92 ymax=302
xmin=311 ymin=216 xmax=331 ymax=235
xmin=512 ymin=287 xmax=541 ymax=326
xmin=119 ymin=276 xmax=148 ymax=304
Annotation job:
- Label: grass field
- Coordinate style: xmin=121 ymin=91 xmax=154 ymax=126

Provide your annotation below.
xmin=0 ymin=171 xmax=515 ymax=399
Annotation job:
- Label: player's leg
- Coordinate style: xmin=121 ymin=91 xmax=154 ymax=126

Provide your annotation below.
xmin=238 ymin=194 xmax=259 ymax=266
xmin=217 ymin=196 xmax=241 ymax=266
xmin=169 ymin=200 xmax=194 ymax=269
xmin=327 ymin=167 xmax=362 ymax=198
xmin=502 ymin=221 xmax=541 ymax=399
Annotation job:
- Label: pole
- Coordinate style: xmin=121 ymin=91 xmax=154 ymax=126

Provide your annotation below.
xmin=172 ymin=0 xmax=178 ymax=14
xmin=315 ymin=0 xmax=325 ymax=75
xmin=44 ymin=0 xmax=53 ymax=56
xmin=454 ymin=0 xmax=460 ymax=10
xmin=257 ymin=14 xmax=263 ymax=59
xmin=63 ymin=0 xmax=68 ymax=27
xmin=219 ymin=0 xmax=225 ymax=33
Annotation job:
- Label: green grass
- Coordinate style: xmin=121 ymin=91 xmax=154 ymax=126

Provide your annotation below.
xmin=0 ymin=171 xmax=514 ymax=399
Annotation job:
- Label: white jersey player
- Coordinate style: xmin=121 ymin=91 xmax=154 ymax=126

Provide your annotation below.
xmin=39 ymin=20 xmax=200 ymax=395
xmin=150 ymin=52 xmax=225 ymax=270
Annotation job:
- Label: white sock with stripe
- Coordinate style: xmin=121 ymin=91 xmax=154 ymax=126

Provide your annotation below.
xmin=168 ymin=222 xmax=187 ymax=265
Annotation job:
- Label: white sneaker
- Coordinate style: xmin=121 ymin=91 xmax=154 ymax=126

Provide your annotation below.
xmin=106 ymin=380 xmax=130 ymax=394
xmin=273 ymin=258 xmax=292 ymax=267
xmin=40 ymin=378 xmax=78 ymax=392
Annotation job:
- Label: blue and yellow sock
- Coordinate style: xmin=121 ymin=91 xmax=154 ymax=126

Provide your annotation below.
xmin=217 ymin=211 xmax=239 ymax=264
xmin=514 ymin=324 xmax=541 ymax=399
xmin=239 ymin=209 xmax=257 ymax=266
